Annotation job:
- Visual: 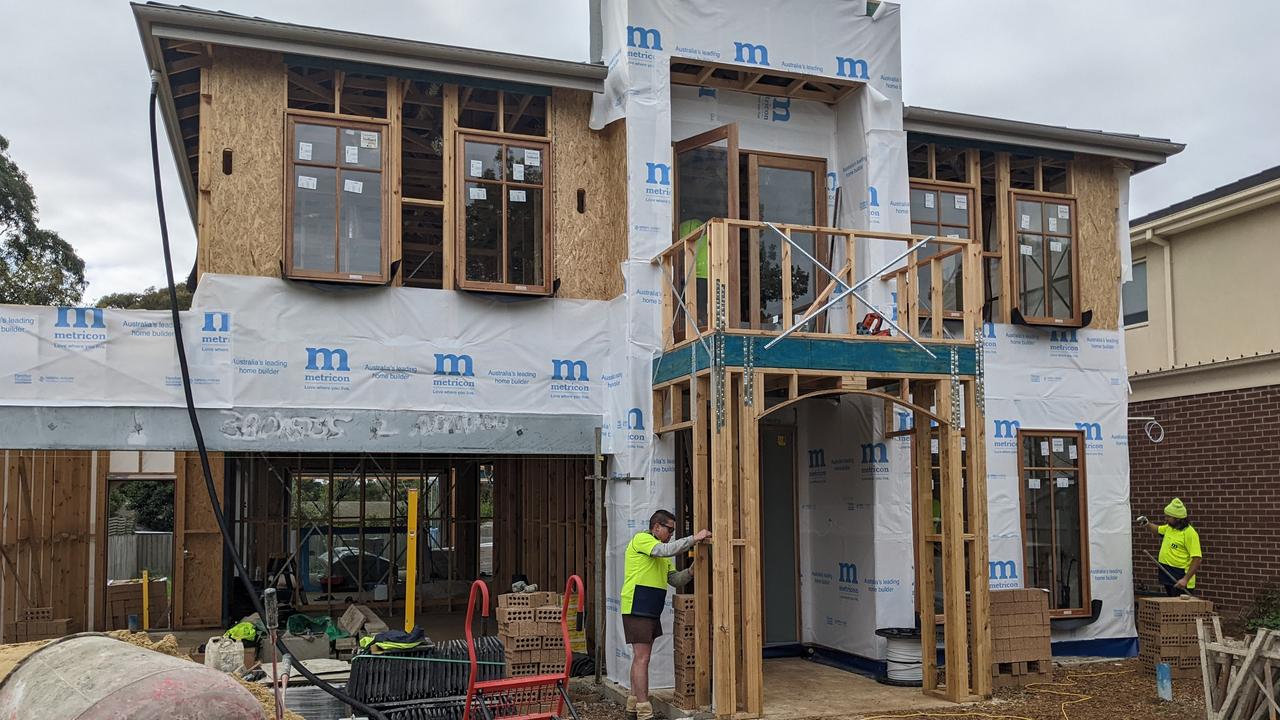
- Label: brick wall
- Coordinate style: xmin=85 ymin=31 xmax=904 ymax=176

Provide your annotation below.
xmin=1128 ymin=384 xmax=1280 ymax=621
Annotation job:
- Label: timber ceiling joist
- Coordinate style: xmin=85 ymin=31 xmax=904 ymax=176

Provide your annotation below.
xmin=669 ymin=59 xmax=862 ymax=104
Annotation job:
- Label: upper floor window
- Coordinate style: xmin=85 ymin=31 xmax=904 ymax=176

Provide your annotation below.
xmin=1123 ymin=259 xmax=1148 ymax=327
xmin=286 ymin=117 xmax=388 ymax=283
xmin=1012 ymin=195 xmax=1077 ymax=324
xmin=908 ymin=141 xmax=970 ymax=183
xmin=909 ymin=183 xmax=973 ymax=336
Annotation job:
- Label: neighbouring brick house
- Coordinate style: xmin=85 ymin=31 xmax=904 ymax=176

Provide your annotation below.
xmin=1126 ymin=165 xmax=1280 ymax=621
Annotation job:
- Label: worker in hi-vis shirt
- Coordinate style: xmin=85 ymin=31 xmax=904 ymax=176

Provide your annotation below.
xmin=621 ymin=509 xmax=710 ymax=720
xmin=1137 ymin=497 xmax=1204 ymax=596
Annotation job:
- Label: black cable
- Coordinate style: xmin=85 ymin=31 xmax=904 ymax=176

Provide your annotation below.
xmin=148 ymin=70 xmax=388 ymax=720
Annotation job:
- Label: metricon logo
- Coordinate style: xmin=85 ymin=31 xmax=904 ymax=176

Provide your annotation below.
xmin=626 ymin=26 xmax=662 ymax=50
xmin=835 ymin=56 xmax=870 ymax=80
xmin=732 ymin=41 xmax=769 ymax=66
xmin=54 ymin=307 xmax=105 ymax=329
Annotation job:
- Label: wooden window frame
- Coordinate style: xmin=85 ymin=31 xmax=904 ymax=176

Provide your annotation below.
xmin=454 ymin=129 xmax=553 ymax=295
xmin=909 ymin=181 xmax=975 ymax=331
xmin=1009 ymin=191 xmax=1081 ymax=327
xmin=1016 ymin=428 xmax=1092 ymax=619
xmin=284 ymin=114 xmax=392 ymax=284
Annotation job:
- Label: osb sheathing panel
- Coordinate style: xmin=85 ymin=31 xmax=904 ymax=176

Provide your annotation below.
xmin=1073 ymin=155 xmax=1121 ymax=330
xmin=200 ymin=47 xmax=287 ymax=279
xmin=551 ymin=88 xmax=628 ymax=301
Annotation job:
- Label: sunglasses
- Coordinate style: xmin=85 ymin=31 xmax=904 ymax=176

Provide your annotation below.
xmin=660 ymin=524 xmax=676 ymax=533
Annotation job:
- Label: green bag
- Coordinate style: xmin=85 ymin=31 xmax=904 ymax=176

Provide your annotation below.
xmin=224 ymin=621 xmax=258 ymax=642
xmin=285 ymin=613 xmax=347 ymax=640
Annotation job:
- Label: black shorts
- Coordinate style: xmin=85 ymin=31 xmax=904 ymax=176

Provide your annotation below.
xmin=623 ymin=614 xmax=663 ymax=645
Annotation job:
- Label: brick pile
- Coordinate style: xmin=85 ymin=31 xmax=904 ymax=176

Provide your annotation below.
xmin=13 ymin=606 xmax=75 ymax=642
xmin=496 ymin=592 xmax=569 ymax=677
xmin=989 ymin=588 xmax=1052 ymax=689
xmin=1137 ymin=596 xmax=1215 ymax=679
xmin=672 ymin=595 xmax=696 ymax=708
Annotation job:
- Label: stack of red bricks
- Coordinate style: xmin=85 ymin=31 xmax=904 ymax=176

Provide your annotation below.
xmin=496 ymin=591 xmax=568 ymax=678
xmin=672 ymin=595 xmax=697 ymax=708
xmin=1138 ymin=596 xmax=1215 ymax=679
xmin=13 ymin=607 xmax=76 ymax=642
xmin=989 ymin=589 xmax=1052 ymax=689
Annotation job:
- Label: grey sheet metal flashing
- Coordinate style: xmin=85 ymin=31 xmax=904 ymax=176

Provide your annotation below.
xmin=133 ymin=4 xmax=607 ymax=93
xmin=0 ymin=406 xmax=600 ymax=454
xmin=904 ymin=106 xmax=1184 ymax=172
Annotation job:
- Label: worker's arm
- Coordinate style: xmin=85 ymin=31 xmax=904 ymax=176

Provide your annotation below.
xmin=1176 ymin=533 xmax=1204 ymax=589
xmin=1135 ymin=516 xmax=1162 ymax=535
xmin=668 ymin=567 xmax=693 ymax=588
xmin=648 ymin=535 xmax=697 ymax=558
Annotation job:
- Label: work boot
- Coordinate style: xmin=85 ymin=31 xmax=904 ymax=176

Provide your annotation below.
xmin=625 ymin=695 xmax=637 ymax=720
xmin=636 ymin=700 xmax=654 ymax=720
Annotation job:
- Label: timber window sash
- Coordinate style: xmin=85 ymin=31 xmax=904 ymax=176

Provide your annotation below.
xmin=285 ymin=115 xmax=390 ymax=284
xmin=455 ymin=131 xmax=552 ymax=295
xmin=1017 ymin=429 xmax=1091 ymax=618
xmin=909 ymin=182 xmax=974 ymax=335
xmin=1010 ymin=193 xmax=1080 ymax=326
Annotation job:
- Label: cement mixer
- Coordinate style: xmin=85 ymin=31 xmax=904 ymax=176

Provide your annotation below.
xmin=0 ymin=633 xmax=265 ymax=719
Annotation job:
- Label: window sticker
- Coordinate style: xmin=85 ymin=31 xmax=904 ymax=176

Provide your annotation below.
xmin=524 ymin=149 xmax=541 ymax=167
xmin=297 ymin=175 xmax=317 ymax=190
xmin=345 ymin=146 xmax=360 ymax=164
xmin=1058 ymin=205 xmax=1070 ymax=219
xmin=954 ymin=194 xmax=967 ymax=210
xmin=1052 ymin=438 xmax=1064 ymax=452
xmin=512 ymin=164 xmax=525 ymax=181
xmin=1056 ymin=477 xmax=1070 ymax=488
xmin=1028 ymin=478 xmax=1041 ymax=490
xmin=359 ymin=131 xmax=379 ymax=149
xmin=923 ymin=192 xmax=934 ymax=209
xmin=1048 ymin=217 xmax=1059 ymax=232
xmin=297 ymin=142 xmax=313 ymax=161
xmin=1068 ymin=445 xmax=1078 ymax=460
xmin=509 ymin=189 xmax=527 ymax=202
xmin=1040 ymin=441 xmax=1050 ymax=456
xmin=1020 ymin=244 xmax=1034 ymax=256
xmin=1020 ymin=214 xmax=1032 ymax=230
xmin=470 ymin=160 xmax=483 ymax=178
xmin=1050 ymin=240 xmax=1063 ymax=253
xmin=343 ymin=179 xmax=363 ymax=194
xmin=469 ymin=186 xmax=487 ymax=200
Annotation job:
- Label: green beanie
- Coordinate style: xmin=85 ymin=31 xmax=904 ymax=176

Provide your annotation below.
xmin=1164 ymin=497 xmax=1187 ymax=519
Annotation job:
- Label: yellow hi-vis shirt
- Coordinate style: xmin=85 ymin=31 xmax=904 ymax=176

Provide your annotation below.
xmin=620 ymin=531 xmax=675 ymax=618
xmin=1158 ymin=524 xmax=1202 ymax=589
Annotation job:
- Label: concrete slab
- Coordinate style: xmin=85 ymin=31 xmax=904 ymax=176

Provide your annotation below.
xmin=598 ymin=657 xmax=957 ymax=720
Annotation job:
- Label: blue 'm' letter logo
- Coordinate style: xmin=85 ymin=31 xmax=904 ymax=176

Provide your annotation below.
xmin=1075 ymin=422 xmax=1102 ymax=441
xmin=733 ymin=41 xmax=769 ymax=66
xmin=838 ymin=562 xmax=858 ymax=584
xmin=55 ymin=307 xmax=105 ymax=329
xmin=868 ymin=186 xmax=880 ymax=207
xmin=860 ymin=443 xmax=888 ymax=464
xmin=993 ymin=419 xmax=1021 ymax=438
xmin=808 ymin=448 xmax=825 ymax=468
xmin=306 ymin=347 xmax=349 ymax=372
xmin=626 ymin=26 xmax=662 ymax=51
xmin=989 ymin=560 xmax=1018 ymax=580
xmin=626 ymin=407 xmax=644 ymax=430
xmin=835 ymin=56 xmax=870 ymax=80
xmin=552 ymin=359 xmax=590 ymax=381
xmin=434 ymin=353 xmax=474 ymax=377
xmin=645 ymin=162 xmax=671 ymax=186
xmin=202 ymin=312 xmax=230 ymax=332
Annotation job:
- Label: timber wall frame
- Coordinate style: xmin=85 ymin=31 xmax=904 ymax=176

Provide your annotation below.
xmin=655 ymin=368 xmax=992 ymax=717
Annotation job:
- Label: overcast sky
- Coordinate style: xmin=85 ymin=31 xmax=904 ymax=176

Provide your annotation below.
xmin=1 ymin=0 xmax=1276 ymax=301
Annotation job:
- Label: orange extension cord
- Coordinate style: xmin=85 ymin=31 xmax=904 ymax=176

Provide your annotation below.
xmin=859 ymin=669 xmax=1135 ymax=720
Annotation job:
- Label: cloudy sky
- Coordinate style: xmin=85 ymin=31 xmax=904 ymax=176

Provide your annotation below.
xmin=1 ymin=0 xmax=1276 ymax=300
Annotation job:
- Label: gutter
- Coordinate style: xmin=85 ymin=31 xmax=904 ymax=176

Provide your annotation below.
xmin=1129 ymin=350 xmax=1280 ymax=382
xmin=904 ymin=106 xmax=1184 ymax=171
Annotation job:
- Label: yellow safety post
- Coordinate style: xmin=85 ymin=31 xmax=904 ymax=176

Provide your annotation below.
xmin=141 ymin=569 xmax=150 ymax=631
xmin=404 ymin=488 xmax=419 ymax=632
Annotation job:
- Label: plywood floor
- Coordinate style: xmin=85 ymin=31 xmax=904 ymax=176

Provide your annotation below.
xmin=760 ymin=657 xmax=952 ymax=720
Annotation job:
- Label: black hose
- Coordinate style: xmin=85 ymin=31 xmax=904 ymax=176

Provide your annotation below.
xmin=148 ymin=70 xmax=388 ymax=720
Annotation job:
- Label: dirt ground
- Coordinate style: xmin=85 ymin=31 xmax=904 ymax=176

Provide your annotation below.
xmin=568 ymin=658 xmax=1204 ymax=720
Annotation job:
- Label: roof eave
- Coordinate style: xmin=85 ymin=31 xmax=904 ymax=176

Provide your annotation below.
xmin=1130 ymin=176 xmax=1280 ymax=241
xmin=904 ymin=107 xmax=1184 ymax=173
xmin=132 ymin=3 xmax=607 ymax=93
xmin=133 ymin=7 xmax=200 ymax=230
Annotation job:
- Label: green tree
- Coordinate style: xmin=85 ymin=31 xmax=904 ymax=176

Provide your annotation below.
xmin=0 ymin=134 xmax=87 ymax=305
xmin=108 ymin=480 xmax=174 ymax=532
xmin=96 ymin=283 xmax=192 ymax=311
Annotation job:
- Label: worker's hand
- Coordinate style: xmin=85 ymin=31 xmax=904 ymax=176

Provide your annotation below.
xmin=693 ymin=529 xmax=711 ymax=543
xmin=1175 ymin=577 xmax=1189 ymax=590
xmin=1135 ymin=515 xmax=1148 ymax=526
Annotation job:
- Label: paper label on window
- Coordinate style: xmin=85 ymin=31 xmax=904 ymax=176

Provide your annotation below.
xmin=359 ymin=131 xmax=379 ymax=149
xmin=1028 ymin=478 xmax=1041 ymax=490
xmin=1053 ymin=437 xmax=1064 ymax=452
xmin=524 ymin=149 xmax=541 ymax=167
xmin=470 ymin=160 xmax=483 ymax=178
xmin=469 ymin=186 xmax=487 ymax=200
xmin=297 ymin=142 xmax=313 ymax=161
xmin=345 ymin=146 xmax=360 ymax=164
xmin=954 ymin=194 xmax=967 ymax=210
xmin=1020 ymin=244 xmax=1034 ymax=256
xmin=923 ymin=193 xmax=935 ymax=209
xmin=1068 ymin=445 xmax=1078 ymax=460
xmin=297 ymin=175 xmax=317 ymax=190
xmin=509 ymin=189 xmax=526 ymax=202
xmin=343 ymin=179 xmax=363 ymax=194
xmin=1050 ymin=240 xmax=1063 ymax=253
xmin=930 ymin=438 xmax=939 ymax=454
xmin=946 ymin=233 xmax=959 ymax=238
xmin=1056 ymin=477 xmax=1070 ymax=488
xmin=1058 ymin=205 xmax=1070 ymax=219
xmin=512 ymin=163 xmax=525 ymax=181
xmin=1040 ymin=441 xmax=1050 ymax=456
xmin=1020 ymin=214 xmax=1032 ymax=230
xmin=1048 ymin=217 xmax=1059 ymax=232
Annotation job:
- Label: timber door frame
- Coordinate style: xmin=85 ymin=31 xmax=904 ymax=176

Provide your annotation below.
xmin=173 ymin=451 xmax=227 ymax=628
xmin=673 ymin=124 xmax=741 ymax=327
xmin=742 ymin=151 xmax=829 ymax=331
xmin=758 ymin=422 xmax=801 ymax=647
